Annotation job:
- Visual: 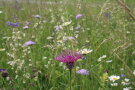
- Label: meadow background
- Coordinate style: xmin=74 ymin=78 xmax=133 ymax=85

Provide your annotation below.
xmin=0 ymin=0 xmax=135 ymax=90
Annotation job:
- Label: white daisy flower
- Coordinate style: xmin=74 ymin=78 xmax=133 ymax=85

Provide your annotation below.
xmin=109 ymin=75 xmax=120 ymax=82
xmin=80 ymin=48 xmax=93 ymax=55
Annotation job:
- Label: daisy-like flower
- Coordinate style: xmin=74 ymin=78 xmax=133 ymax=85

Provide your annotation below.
xmin=80 ymin=48 xmax=93 ymax=55
xmin=109 ymin=75 xmax=120 ymax=82
xmin=76 ymin=14 xmax=83 ymax=19
xmin=121 ymin=78 xmax=130 ymax=86
xmin=55 ymin=50 xmax=82 ymax=69
xmin=24 ymin=41 xmax=35 ymax=46
xmin=77 ymin=69 xmax=90 ymax=75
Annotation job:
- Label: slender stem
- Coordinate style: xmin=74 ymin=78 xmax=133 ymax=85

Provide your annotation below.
xmin=69 ymin=69 xmax=72 ymax=90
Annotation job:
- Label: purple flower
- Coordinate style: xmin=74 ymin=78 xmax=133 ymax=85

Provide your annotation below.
xmin=105 ymin=12 xmax=111 ymax=18
xmin=75 ymin=26 xmax=81 ymax=30
xmin=23 ymin=26 xmax=29 ymax=29
xmin=24 ymin=41 xmax=35 ymax=46
xmin=77 ymin=69 xmax=90 ymax=75
xmin=34 ymin=15 xmax=40 ymax=18
xmin=54 ymin=26 xmax=60 ymax=32
xmin=121 ymin=74 xmax=126 ymax=77
xmin=13 ymin=22 xmax=19 ymax=27
xmin=7 ymin=21 xmax=12 ymax=26
xmin=25 ymin=22 xmax=30 ymax=25
xmin=76 ymin=14 xmax=83 ymax=19
xmin=0 ymin=69 xmax=6 ymax=72
xmin=82 ymin=56 xmax=86 ymax=60
xmin=55 ymin=50 xmax=82 ymax=69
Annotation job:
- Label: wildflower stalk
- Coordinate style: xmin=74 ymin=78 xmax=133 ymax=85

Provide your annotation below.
xmin=69 ymin=69 xmax=72 ymax=90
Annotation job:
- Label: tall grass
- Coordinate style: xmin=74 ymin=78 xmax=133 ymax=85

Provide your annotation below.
xmin=0 ymin=0 xmax=135 ymax=90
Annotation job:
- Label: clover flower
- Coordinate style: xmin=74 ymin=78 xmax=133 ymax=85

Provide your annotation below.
xmin=55 ymin=50 xmax=82 ymax=69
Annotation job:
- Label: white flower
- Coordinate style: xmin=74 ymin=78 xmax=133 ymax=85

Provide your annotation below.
xmin=123 ymin=87 xmax=132 ymax=90
xmin=133 ymin=70 xmax=135 ymax=75
xmin=106 ymin=60 xmax=112 ymax=63
xmin=81 ymin=48 xmax=93 ymax=55
xmin=98 ymin=55 xmax=107 ymax=62
xmin=122 ymin=78 xmax=130 ymax=86
xmin=0 ymin=48 xmax=5 ymax=51
xmin=109 ymin=75 xmax=120 ymax=82
xmin=0 ymin=11 xmax=3 ymax=14
xmin=111 ymin=83 xmax=118 ymax=86
xmin=62 ymin=21 xmax=72 ymax=26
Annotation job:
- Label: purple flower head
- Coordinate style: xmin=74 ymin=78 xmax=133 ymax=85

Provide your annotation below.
xmin=55 ymin=50 xmax=82 ymax=69
xmin=54 ymin=26 xmax=60 ymax=32
xmin=77 ymin=69 xmax=90 ymax=75
xmin=0 ymin=69 xmax=6 ymax=72
xmin=76 ymin=14 xmax=83 ymax=19
xmin=25 ymin=22 xmax=30 ymax=25
xmin=75 ymin=26 xmax=81 ymax=30
xmin=82 ymin=56 xmax=86 ymax=60
xmin=7 ymin=21 xmax=12 ymax=26
xmin=23 ymin=26 xmax=29 ymax=29
xmin=105 ymin=12 xmax=111 ymax=18
xmin=34 ymin=14 xmax=40 ymax=18
xmin=121 ymin=74 xmax=126 ymax=77
xmin=13 ymin=22 xmax=19 ymax=27
xmin=24 ymin=41 xmax=35 ymax=46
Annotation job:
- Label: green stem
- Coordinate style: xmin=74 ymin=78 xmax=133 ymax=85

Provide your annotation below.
xmin=69 ymin=69 xmax=72 ymax=90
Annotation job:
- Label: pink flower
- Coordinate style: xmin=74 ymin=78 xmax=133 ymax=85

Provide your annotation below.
xmin=55 ymin=50 xmax=82 ymax=69
xmin=24 ymin=41 xmax=35 ymax=46
xmin=76 ymin=14 xmax=83 ymax=19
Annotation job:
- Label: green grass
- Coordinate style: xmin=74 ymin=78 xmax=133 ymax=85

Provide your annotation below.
xmin=0 ymin=0 xmax=135 ymax=90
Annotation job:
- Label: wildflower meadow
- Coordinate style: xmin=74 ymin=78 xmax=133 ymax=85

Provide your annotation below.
xmin=0 ymin=0 xmax=135 ymax=90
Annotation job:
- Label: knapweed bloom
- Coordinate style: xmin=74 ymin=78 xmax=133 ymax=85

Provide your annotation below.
xmin=109 ymin=75 xmax=120 ymax=82
xmin=7 ymin=21 xmax=12 ymax=26
xmin=55 ymin=50 xmax=82 ymax=69
xmin=24 ymin=41 xmax=35 ymax=46
xmin=13 ymin=22 xmax=19 ymax=27
xmin=77 ymin=69 xmax=90 ymax=75
xmin=76 ymin=14 xmax=83 ymax=19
